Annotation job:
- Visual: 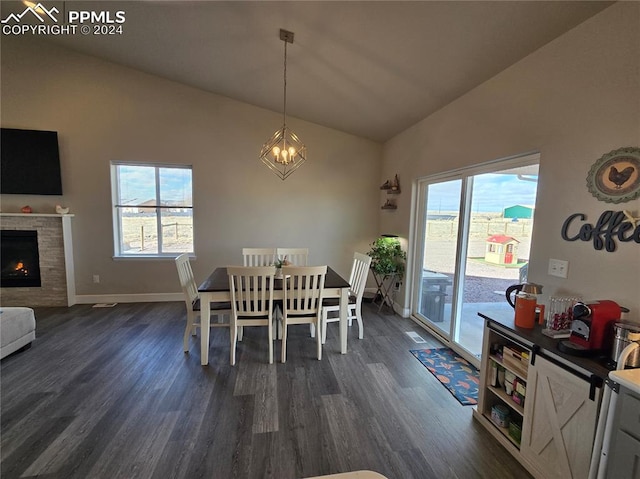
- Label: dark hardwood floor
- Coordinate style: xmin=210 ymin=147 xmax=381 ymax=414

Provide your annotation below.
xmin=1 ymin=301 xmax=531 ymax=479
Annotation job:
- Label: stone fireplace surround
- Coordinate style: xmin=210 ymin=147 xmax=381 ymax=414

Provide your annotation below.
xmin=0 ymin=214 xmax=75 ymax=307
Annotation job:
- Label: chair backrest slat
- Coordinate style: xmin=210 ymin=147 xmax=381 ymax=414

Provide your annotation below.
xmin=227 ymin=266 xmax=275 ymax=317
xmin=242 ymin=248 xmax=277 ymax=267
xmin=282 ymin=265 xmax=327 ymax=315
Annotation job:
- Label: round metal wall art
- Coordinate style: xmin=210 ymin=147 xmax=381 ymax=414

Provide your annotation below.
xmin=586 ymin=147 xmax=640 ymax=203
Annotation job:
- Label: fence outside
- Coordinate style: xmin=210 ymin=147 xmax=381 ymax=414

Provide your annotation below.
xmin=121 ymin=214 xmax=193 ymax=253
xmin=426 ymin=217 xmax=533 ymax=240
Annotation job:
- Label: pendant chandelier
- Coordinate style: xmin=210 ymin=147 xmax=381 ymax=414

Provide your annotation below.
xmin=259 ymin=29 xmax=306 ymax=181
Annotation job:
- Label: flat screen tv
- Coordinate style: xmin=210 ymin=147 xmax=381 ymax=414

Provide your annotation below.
xmin=1 ymin=128 xmax=63 ymax=195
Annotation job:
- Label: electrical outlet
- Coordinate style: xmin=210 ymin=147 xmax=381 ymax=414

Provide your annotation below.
xmin=93 ymin=274 xmax=100 ymax=284
xmin=548 ymin=259 xmax=569 ymax=278
xmin=394 ymin=281 xmax=401 ymax=291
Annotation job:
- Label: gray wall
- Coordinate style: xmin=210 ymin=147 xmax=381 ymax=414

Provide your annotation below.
xmin=1 ymin=38 xmax=382 ymax=301
xmin=381 ymin=3 xmax=640 ymax=315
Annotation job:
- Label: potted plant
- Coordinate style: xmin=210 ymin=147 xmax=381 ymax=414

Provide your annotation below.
xmin=273 ymin=256 xmax=291 ymax=279
xmin=368 ymin=236 xmax=406 ymax=276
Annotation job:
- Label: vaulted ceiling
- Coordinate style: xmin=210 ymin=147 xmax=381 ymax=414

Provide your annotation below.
xmin=2 ymin=1 xmax=613 ymax=141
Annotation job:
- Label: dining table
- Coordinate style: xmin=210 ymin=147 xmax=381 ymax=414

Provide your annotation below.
xmin=197 ymin=266 xmax=351 ymax=366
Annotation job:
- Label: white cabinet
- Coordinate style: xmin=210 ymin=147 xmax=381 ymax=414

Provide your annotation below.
xmin=476 ymin=329 xmax=528 ymax=449
xmin=520 ymin=355 xmax=601 ymax=479
xmin=474 ymin=318 xmax=604 ymax=479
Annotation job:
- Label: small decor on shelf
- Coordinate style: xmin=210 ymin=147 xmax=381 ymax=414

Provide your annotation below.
xmin=390 ymin=174 xmax=400 ymax=192
xmin=380 ymin=174 xmax=401 ymax=193
xmin=381 ymin=199 xmax=397 ymax=210
xmin=55 ymin=205 xmax=70 ymax=215
xmin=20 ymin=205 xmax=32 ymax=214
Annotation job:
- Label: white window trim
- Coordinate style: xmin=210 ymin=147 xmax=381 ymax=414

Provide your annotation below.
xmin=110 ymin=161 xmax=194 ymax=259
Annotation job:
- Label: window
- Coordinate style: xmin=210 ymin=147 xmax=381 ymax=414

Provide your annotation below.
xmin=111 ymin=162 xmax=193 ymax=257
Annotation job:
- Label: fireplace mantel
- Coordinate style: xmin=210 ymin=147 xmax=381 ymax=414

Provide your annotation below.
xmin=0 ymin=213 xmax=75 ymax=306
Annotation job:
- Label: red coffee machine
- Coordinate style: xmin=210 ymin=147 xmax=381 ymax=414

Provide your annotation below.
xmin=558 ymin=300 xmax=622 ymax=356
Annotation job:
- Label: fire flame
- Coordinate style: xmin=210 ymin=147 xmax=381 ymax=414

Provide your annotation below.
xmin=14 ymin=262 xmax=28 ymax=275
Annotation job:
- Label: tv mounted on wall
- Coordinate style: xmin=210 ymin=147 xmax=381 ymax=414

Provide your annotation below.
xmin=1 ymin=128 xmax=63 ymax=195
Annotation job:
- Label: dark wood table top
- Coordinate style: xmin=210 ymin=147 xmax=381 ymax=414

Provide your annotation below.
xmin=198 ymin=266 xmax=350 ymax=292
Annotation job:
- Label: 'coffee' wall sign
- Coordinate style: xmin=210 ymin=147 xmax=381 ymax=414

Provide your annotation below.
xmin=561 ymin=210 xmax=640 ymax=252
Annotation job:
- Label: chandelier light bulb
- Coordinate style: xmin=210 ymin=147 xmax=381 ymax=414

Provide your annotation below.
xmin=273 ymin=146 xmax=280 ymax=157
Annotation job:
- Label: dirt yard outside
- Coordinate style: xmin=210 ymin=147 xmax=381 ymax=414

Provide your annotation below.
xmin=422 ymin=216 xmax=533 ymax=303
xmin=120 ymin=214 xmax=193 ymax=254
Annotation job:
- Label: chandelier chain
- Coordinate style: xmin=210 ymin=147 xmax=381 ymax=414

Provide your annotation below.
xmin=283 ymin=39 xmax=287 ymax=128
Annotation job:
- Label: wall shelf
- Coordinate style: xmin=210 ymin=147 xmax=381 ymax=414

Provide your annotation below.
xmin=380 ymin=174 xmax=400 ymax=209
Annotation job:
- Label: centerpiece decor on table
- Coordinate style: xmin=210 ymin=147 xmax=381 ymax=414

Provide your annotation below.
xmin=273 ymin=256 xmax=291 ymax=279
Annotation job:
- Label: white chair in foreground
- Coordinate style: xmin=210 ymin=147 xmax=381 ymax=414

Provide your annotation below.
xmin=320 ymin=252 xmax=372 ymax=344
xmin=175 ymin=254 xmax=232 ymax=353
xmin=227 ymin=266 xmax=276 ymax=365
xmin=276 ymin=247 xmax=308 ymax=266
xmin=242 ymin=248 xmax=277 ymax=266
xmin=281 ymin=265 xmax=327 ymax=362
xmin=274 ymin=248 xmax=308 ymax=338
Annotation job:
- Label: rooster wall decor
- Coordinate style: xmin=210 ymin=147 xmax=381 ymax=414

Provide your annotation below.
xmin=587 ymin=147 xmax=640 ymax=203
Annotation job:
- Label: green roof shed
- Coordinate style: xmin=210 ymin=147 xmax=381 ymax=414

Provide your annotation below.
xmin=503 ymin=205 xmax=534 ymax=219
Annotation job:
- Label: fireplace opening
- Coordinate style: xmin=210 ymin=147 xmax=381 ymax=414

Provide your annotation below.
xmin=1 ymin=230 xmax=42 ymax=288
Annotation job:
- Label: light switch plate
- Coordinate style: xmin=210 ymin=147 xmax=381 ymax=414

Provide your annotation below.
xmin=548 ymin=258 xmax=569 ymax=278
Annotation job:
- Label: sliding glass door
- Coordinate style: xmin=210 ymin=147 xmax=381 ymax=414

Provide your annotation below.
xmin=417 ymin=179 xmax=463 ymax=339
xmin=412 ymin=155 xmax=540 ymax=364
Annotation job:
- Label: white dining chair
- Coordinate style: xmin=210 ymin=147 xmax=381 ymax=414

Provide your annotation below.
xmin=274 ymin=248 xmax=308 ymax=338
xmin=242 ymin=248 xmax=277 ymax=266
xmin=281 ymin=265 xmax=327 ymax=362
xmin=227 ymin=266 xmax=276 ymax=365
xmin=243 ymin=248 xmax=284 ymax=335
xmin=175 ymin=253 xmax=232 ymax=353
xmin=276 ymin=247 xmax=308 ymax=266
xmin=319 ymin=252 xmax=372 ymax=344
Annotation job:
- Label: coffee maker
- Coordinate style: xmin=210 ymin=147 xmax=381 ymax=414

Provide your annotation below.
xmin=558 ymin=300 xmax=622 ymax=356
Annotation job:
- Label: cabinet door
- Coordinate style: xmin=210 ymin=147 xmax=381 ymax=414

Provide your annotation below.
xmin=520 ymin=356 xmax=601 ymax=479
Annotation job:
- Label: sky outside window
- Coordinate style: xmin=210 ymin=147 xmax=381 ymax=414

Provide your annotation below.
xmin=117 ymin=165 xmax=192 ymax=206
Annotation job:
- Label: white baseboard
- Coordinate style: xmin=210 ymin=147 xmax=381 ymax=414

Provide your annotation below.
xmin=395 ymin=303 xmax=410 ymax=318
xmin=75 ymin=293 xmax=183 ymax=304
